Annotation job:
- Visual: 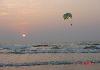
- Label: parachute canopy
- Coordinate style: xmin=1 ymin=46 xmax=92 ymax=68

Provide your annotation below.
xmin=63 ymin=13 xmax=72 ymax=20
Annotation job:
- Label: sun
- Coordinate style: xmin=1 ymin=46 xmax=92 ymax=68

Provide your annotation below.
xmin=22 ymin=33 xmax=26 ymax=38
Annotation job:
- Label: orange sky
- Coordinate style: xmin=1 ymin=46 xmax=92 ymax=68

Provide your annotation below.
xmin=0 ymin=0 xmax=100 ymax=44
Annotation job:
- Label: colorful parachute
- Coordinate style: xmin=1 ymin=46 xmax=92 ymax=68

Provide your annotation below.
xmin=63 ymin=13 xmax=72 ymax=26
xmin=63 ymin=13 xmax=72 ymax=20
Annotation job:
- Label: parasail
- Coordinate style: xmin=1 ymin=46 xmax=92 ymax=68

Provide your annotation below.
xmin=63 ymin=13 xmax=72 ymax=20
xmin=63 ymin=13 xmax=72 ymax=26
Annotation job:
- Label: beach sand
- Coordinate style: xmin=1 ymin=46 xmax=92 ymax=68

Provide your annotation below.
xmin=0 ymin=53 xmax=100 ymax=63
xmin=0 ymin=53 xmax=100 ymax=70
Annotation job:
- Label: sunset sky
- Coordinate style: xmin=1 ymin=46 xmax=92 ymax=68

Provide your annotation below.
xmin=0 ymin=0 xmax=100 ymax=44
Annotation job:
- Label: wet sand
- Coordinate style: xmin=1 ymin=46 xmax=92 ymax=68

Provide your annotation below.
xmin=0 ymin=53 xmax=100 ymax=63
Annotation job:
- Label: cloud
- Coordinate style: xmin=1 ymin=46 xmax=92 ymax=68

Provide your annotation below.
xmin=0 ymin=12 xmax=8 ymax=16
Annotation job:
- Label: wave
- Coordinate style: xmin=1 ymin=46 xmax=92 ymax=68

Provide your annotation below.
xmin=0 ymin=48 xmax=100 ymax=54
xmin=0 ymin=41 xmax=100 ymax=54
xmin=0 ymin=60 xmax=100 ymax=67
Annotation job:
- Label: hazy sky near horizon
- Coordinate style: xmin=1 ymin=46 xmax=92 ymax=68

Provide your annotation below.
xmin=0 ymin=0 xmax=100 ymax=44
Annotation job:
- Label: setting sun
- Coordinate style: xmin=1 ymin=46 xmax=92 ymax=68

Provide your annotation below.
xmin=22 ymin=33 xmax=26 ymax=38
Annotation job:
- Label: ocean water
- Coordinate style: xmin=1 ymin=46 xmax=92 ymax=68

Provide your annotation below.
xmin=0 ymin=41 xmax=100 ymax=53
xmin=0 ymin=41 xmax=100 ymax=70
